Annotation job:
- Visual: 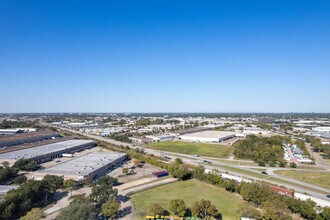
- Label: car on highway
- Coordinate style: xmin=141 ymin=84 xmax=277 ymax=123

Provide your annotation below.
xmin=203 ymin=160 xmax=212 ymax=164
xmin=261 ymin=171 xmax=271 ymax=176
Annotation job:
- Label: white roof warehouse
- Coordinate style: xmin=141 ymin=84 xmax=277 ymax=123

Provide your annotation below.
xmin=179 ymin=131 xmax=236 ymax=143
xmin=34 ymin=152 xmax=127 ymax=181
xmin=0 ymin=140 xmax=95 ymax=164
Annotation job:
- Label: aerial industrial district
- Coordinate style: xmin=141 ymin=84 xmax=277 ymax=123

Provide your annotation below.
xmin=0 ymin=114 xmax=330 ymax=220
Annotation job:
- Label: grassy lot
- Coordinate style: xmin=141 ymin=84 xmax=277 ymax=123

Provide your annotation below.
xmin=298 ymin=165 xmax=325 ymax=170
xmin=147 ymin=141 xmax=233 ymax=158
xmin=210 ymin=158 xmax=258 ymax=166
xmin=275 ymin=170 xmax=330 ymax=190
xmin=130 ymin=179 xmax=243 ymax=220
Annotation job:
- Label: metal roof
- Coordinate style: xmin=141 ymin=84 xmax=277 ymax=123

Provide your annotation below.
xmin=37 ymin=152 xmax=126 ymax=177
xmin=0 ymin=139 xmax=94 ymax=160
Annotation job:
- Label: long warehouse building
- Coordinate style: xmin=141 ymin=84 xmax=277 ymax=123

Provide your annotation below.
xmin=0 ymin=139 xmax=95 ymax=164
xmin=0 ymin=130 xmax=61 ymax=148
xmin=179 ymin=131 xmax=236 ymax=143
xmin=34 ymin=152 xmax=127 ymax=181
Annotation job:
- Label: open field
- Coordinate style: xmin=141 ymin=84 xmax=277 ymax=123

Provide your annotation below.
xmin=130 ymin=179 xmax=243 ymax=220
xmin=298 ymin=165 xmax=325 ymax=170
xmin=147 ymin=141 xmax=233 ymax=158
xmin=275 ymin=170 xmax=330 ymax=190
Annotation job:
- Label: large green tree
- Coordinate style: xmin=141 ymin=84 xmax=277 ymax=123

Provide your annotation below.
xmin=168 ymin=162 xmax=191 ymax=180
xmin=57 ymin=199 xmax=95 ymax=220
xmin=318 ymin=207 xmax=330 ymax=220
xmin=261 ymin=199 xmax=292 ymax=220
xmin=19 ymin=208 xmax=44 ymax=220
xmin=89 ymin=176 xmax=118 ymax=205
xmin=240 ymin=204 xmax=262 ymax=220
xmin=42 ymin=175 xmax=64 ymax=194
xmin=101 ymin=199 xmax=120 ymax=219
xmin=148 ymin=203 xmax=164 ymax=216
xmin=0 ymin=167 xmax=18 ymax=184
xmin=240 ymin=183 xmax=273 ymax=206
xmin=193 ymin=165 xmax=205 ymax=181
xmin=13 ymin=159 xmax=40 ymax=171
xmin=168 ymin=199 xmax=186 ymax=217
xmin=191 ymin=199 xmax=219 ymax=220
xmin=63 ymin=179 xmax=76 ymax=197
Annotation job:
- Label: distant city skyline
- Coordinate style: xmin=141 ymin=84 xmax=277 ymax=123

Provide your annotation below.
xmin=1 ymin=0 xmax=330 ymax=113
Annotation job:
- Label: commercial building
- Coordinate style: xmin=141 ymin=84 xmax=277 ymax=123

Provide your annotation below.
xmin=129 ymin=137 xmax=143 ymax=143
xmin=145 ymin=135 xmax=174 ymax=142
xmin=0 ymin=130 xmax=60 ymax=148
xmin=174 ymin=126 xmax=211 ymax=135
xmin=179 ymin=131 xmax=236 ymax=143
xmin=147 ymin=124 xmax=176 ymax=131
xmin=34 ymin=152 xmax=127 ymax=181
xmin=0 ymin=128 xmax=37 ymax=135
xmin=0 ymin=140 xmax=95 ymax=164
xmin=312 ymin=127 xmax=330 ymax=133
xmin=243 ymin=127 xmax=269 ymax=136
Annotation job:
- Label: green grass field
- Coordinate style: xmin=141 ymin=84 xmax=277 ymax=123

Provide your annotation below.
xmin=298 ymin=165 xmax=325 ymax=170
xmin=275 ymin=170 xmax=330 ymax=190
xmin=147 ymin=141 xmax=233 ymax=158
xmin=130 ymin=179 xmax=244 ymax=220
xmin=324 ymin=158 xmax=330 ymax=165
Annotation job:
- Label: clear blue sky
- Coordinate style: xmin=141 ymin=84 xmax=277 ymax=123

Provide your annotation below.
xmin=0 ymin=0 xmax=329 ymax=113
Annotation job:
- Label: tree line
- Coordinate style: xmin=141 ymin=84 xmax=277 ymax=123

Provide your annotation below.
xmin=108 ymin=132 xmax=133 ymax=143
xmin=303 ymin=135 xmax=330 ymax=159
xmin=233 ymin=135 xmax=288 ymax=166
xmin=0 ymin=175 xmax=64 ymax=219
xmin=57 ymin=176 xmax=120 ymax=220
xmin=0 ymin=159 xmax=40 ymax=184
xmin=0 ymin=120 xmax=38 ymax=129
xmin=192 ymin=165 xmax=329 ymax=220
xmin=147 ymin=199 xmax=220 ymax=220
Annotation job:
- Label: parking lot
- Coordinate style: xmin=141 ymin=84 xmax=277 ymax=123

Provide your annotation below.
xmin=109 ymin=162 xmax=163 ymax=183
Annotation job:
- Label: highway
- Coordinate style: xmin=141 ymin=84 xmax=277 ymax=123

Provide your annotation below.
xmin=49 ymin=124 xmax=330 ymax=202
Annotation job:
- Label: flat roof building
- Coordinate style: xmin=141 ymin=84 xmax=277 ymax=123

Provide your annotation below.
xmin=312 ymin=127 xmax=330 ymax=133
xmin=174 ymin=126 xmax=212 ymax=135
xmin=0 ymin=139 xmax=95 ymax=164
xmin=243 ymin=127 xmax=269 ymax=136
xmin=35 ymin=152 xmax=127 ymax=181
xmin=0 ymin=130 xmax=60 ymax=148
xmin=145 ymin=135 xmax=174 ymax=142
xmin=179 ymin=131 xmax=236 ymax=143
